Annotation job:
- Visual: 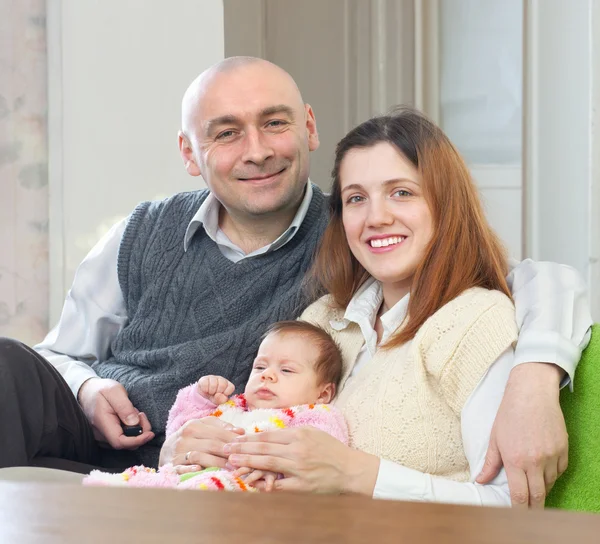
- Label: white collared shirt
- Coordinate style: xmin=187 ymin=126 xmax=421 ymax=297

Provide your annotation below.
xmin=183 ymin=183 xmax=313 ymax=260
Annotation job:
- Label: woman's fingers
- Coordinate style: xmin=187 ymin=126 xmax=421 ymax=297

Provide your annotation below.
xmin=225 ymin=440 xmax=290 ymax=458
xmin=273 ymin=476 xmax=306 ymax=493
xmin=228 ymin=453 xmax=294 ymax=475
xmin=233 ymin=428 xmax=296 ymax=445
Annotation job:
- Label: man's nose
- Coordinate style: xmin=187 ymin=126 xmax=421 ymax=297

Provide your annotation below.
xmin=242 ymin=128 xmax=274 ymax=164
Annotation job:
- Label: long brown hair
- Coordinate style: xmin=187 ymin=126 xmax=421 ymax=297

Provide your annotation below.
xmin=309 ymin=107 xmax=510 ymax=348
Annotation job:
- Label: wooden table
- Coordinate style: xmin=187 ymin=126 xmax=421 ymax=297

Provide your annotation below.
xmin=1 ymin=482 xmax=599 ymax=543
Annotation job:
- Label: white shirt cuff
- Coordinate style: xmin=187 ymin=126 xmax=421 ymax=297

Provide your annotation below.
xmin=374 ymin=459 xmax=431 ymax=501
xmin=512 ymin=330 xmax=585 ymax=391
xmin=374 ymin=459 xmax=511 ymax=506
xmin=36 ymin=349 xmax=99 ymax=398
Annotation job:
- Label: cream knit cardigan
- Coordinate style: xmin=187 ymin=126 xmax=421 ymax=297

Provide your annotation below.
xmin=300 ymin=287 xmax=518 ymax=482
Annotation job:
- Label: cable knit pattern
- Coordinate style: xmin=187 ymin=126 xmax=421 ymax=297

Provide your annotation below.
xmin=90 ymin=186 xmax=328 ymax=467
xmin=301 ymin=287 xmax=518 ymax=482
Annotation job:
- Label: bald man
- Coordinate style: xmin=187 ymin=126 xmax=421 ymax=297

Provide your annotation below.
xmin=0 ymin=57 xmax=591 ymax=508
xmin=0 ymin=57 xmax=325 ymax=471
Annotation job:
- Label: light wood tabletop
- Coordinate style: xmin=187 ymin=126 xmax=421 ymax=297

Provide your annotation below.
xmin=1 ymin=482 xmax=599 ymax=543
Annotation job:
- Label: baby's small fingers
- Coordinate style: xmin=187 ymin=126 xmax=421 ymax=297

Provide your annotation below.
xmin=233 ymin=466 xmax=253 ymax=477
xmin=213 ymin=393 xmax=228 ymax=405
xmin=197 ymin=377 xmax=209 ymax=394
xmin=264 ymin=474 xmax=276 ymax=492
xmin=224 ymin=381 xmax=236 ymax=396
xmin=244 ymin=470 xmax=265 ymax=485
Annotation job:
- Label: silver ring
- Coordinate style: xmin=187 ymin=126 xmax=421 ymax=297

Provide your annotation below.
xmin=185 ymin=451 xmax=192 ymax=463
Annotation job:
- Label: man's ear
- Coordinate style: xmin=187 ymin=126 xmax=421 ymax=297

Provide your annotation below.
xmin=317 ymin=383 xmax=335 ymax=404
xmin=304 ymin=104 xmax=320 ymax=152
xmin=178 ymin=130 xmax=202 ymax=176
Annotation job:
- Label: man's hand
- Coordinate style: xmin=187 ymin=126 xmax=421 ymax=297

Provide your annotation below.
xmin=78 ymin=377 xmax=155 ymax=450
xmin=197 ymin=375 xmax=235 ymax=406
xmin=476 ymin=362 xmax=568 ymax=509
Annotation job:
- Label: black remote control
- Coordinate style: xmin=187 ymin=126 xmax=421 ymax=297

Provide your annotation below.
xmin=122 ymin=424 xmax=143 ymax=437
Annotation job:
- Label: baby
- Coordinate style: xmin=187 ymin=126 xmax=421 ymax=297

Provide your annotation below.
xmin=84 ymin=320 xmax=347 ymax=491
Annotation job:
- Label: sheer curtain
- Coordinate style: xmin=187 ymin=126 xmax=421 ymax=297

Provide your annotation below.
xmin=0 ymin=0 xmax=49 ymax=344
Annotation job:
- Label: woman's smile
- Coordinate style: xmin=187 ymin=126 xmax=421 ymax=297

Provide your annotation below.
xmin=340 ymin=142 xmax=433 ymax=303
xmin=366 ymin=234 xmax=407 ymax=252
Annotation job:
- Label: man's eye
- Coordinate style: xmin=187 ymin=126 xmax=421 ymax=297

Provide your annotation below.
xmin=266 ymin=120 xmax=286 ymax=128
xmin=216 ymin=130 xmax=235 ymax=140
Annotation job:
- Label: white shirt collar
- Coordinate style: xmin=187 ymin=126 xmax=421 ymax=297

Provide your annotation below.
xmin=329 ymin=278 xmax=410 ymax=356
xmin=183 ymin=182 xmax=314 ymax=255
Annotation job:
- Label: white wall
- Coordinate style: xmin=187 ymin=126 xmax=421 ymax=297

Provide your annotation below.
xmin=48 ymin=1 xmax=224 ymax=323
xmin=524 ymin=0 xmax=598 ymax=319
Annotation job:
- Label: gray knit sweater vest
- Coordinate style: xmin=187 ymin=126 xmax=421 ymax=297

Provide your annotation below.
xmin=91 ymin=185 xmax=328 ymax=466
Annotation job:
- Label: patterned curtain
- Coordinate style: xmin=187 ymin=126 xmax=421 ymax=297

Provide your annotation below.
xmin=0 ymin=0 xmax=49 ymax=345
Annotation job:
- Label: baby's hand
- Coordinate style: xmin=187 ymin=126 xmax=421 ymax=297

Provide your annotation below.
xmin=197 ymin=375 xmax=235 ymax=405
xmin=233 ymin=467 xmax=278 ymax=492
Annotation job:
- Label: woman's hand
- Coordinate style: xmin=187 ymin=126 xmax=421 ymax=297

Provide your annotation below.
xmin=159 ymin=416 xmax=245 ymax=470
xmin=224 ymin=427 xmax=380 ymax=495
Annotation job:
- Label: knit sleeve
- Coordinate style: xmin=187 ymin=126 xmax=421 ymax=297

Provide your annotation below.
xmin=421 ymin=289 xmax=518 ymax=416
xmin=165 ymin=383 xmax=218 ymax=436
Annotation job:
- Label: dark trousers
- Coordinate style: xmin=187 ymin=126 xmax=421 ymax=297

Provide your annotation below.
xmin=0 ymin=337 xmax=138 ymax=473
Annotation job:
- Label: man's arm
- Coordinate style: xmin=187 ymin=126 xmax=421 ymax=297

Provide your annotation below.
xmin=477 ymin=258 xmax=593 ymax=508
xmin=34 ymin=217 xmax=154 ymax=450
xmin=506 ymin=258 xmax=593 ymax=384
xmin=34 ymin=217 xmax=129 ymax=397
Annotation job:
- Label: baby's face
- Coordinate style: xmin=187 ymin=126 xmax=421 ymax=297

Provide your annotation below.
xmin=244 ymin=332 xmax=330 ymax=410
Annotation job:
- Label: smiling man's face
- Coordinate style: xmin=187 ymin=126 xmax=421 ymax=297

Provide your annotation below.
xmin=180 ymin=60 xmax=319 ymax=220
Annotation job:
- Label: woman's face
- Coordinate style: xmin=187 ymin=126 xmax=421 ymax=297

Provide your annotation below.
xmin=340 ymin=142 xmax=434 ymax=302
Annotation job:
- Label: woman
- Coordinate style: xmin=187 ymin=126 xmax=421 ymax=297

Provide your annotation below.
xmin=224 ymin=107 xmax=518 ymax=506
